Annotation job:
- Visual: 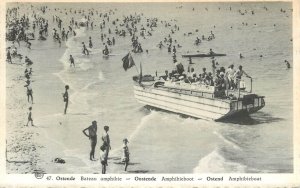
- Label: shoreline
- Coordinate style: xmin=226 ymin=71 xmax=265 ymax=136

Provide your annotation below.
xmin=5 ymin=32 xmax=132 ymax=174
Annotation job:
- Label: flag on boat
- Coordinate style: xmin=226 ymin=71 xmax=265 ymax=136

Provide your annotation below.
xmin=122 ymin=53 xmax=135 ymax=71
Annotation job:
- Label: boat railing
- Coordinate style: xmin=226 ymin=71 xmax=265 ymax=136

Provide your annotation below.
xmin=236 ymin=77 xmax=253 ymax=99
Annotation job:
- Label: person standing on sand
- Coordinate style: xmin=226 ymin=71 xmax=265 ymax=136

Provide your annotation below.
xmin=102 ymin=125 xmax=111 ymax=155
xmin=26 ymin=106 xmax=34 ymax=126
xmin=100 ymin=125 xmax=111 ymax=173
xmin=121 ymin=138 xmax=130 ymax=171
xmin=24 ymin=80 xmax=33 ymax=103
xmin=62 ymin=85 xmax=69 ymax=114
xmin=82 ymin=121 xmax=98 ymax=160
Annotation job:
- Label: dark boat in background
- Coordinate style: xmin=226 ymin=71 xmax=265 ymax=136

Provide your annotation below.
xmin=182 ymin=53 xmax=226 ymax=58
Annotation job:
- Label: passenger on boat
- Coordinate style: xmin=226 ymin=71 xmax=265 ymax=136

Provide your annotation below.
xmin=187 ymin=67 xmax=196 ymax=82
xmin=175 ymin=61 xmax=185 ymax=75
xmin=204 ymin=72 xmax=214 ymax=86
xmin=209 ymin=48 xmax=215 ymax=55
xmin=160 ymin=70 xmax=169 ymax=81
xmin=198 ymin=74 xmax=203 ymax=83
xmin=234 ymin=65 xmax=251 ymax=88
xmin=201 ymin=68 xmax=207 ymax=79
xmin=214 ymin=70 xmax=221 ymax=82
xmin=225 ymin=64 xmax=235 ymax=89
xmin=208 ymin=72 xmax=214 ymax=86
xmin=214 ymin=72 xmax=226 ymax=97
xmin=167 ymin=73 xmax=174 ymax=81
xmin=219 ymin=66 xmax=226 ymax=74
xmin=192 ymin=74 xmax=198 ymax=83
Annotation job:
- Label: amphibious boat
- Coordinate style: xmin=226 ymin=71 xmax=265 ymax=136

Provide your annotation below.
xmin=133 ymin=75 xmax=265 ymax=121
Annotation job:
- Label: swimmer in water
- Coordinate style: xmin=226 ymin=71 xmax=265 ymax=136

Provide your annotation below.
xmin=69 ymin=55 xmax=75 ymax=68
xmin=82 ymin=42 xmax=89 ymax=55
xmin=89 ymin=36 xmax=93 ymax=48
xmin=285 ymin=60 xmax=291 ymax=69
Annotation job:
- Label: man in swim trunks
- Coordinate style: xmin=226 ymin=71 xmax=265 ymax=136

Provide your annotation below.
xmin=100 ymin=125 xmax=111 ymax=171
xmin=82 ymin=121 xmax=98 ymax=161
xmin=24 ymin=80 xmax=33 ymax=103
xmin=62 ymin=85 xmax=69 ymax=114
xmin=234 ymin=65 xmax=251 ymax=88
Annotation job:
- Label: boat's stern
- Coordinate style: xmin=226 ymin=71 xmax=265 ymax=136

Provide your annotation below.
xmin=230 ymin=94 xmax=265 ymax=114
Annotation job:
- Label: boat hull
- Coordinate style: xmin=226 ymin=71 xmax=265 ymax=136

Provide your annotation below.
xmin=134 ymin=85 xmax=264 ymax=121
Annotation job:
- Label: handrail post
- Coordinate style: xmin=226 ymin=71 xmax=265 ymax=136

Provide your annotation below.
xmin=238 ymin=79 xmax=240 ymax=99
xmin=250 ymin=78 xmax=252 ymax=93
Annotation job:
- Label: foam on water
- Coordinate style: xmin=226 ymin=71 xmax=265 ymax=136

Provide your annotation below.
xmin=109 ymin=111 xmax=156 ymax=157
xmin=54 ymin=25 xmax=108 ymax=116
xmin=213 ymin=131 xmax=242 ymax=151
xmin=193 ymin=148 xmax=247 ymax=173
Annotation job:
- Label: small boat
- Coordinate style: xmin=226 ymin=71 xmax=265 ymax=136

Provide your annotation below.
xmin=182 ymin=53 xmax=226 ymax=58
xmin=133 ymin=76 xmax=265 ymax=121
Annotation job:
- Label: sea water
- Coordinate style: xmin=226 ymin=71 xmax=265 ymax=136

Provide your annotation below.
xmin=8 ymin=2 xmax=293 ymax=173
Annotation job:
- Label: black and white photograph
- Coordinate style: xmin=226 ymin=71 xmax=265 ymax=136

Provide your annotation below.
xmin=2 ymin=0 xmax=299 ymax=184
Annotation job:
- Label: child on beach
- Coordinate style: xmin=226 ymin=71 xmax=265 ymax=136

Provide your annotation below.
xmin=121 ymin=138 xmax=130 ymax=171
xmin=26 ymin=107 xmax=34 ymax=126
xmin=100 ymin=144 xmax=107 ymax=174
